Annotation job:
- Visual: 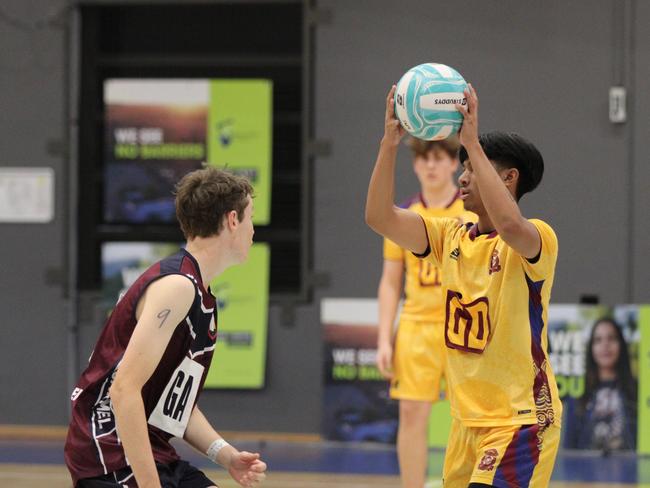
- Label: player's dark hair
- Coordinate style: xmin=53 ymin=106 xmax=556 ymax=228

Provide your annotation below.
xmin=459 ymin=131 xmax=544 ymax=200
xmin=408 ymin=135 xmax=460 ymax=160
xmin=581 ymin=317 xmax=637 ymax=412
xmin=174 ymin=166 xmax=253 ymax=239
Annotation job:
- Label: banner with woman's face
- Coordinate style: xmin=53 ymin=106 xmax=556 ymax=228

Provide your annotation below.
xmin=549 ymin=305 xmax=648 ymax=452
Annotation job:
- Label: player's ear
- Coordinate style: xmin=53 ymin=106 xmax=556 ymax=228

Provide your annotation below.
xmin=226 ymin=210 xmax=239 ymax=231
xmin=502 ymin=168 xmax=518 ymax=187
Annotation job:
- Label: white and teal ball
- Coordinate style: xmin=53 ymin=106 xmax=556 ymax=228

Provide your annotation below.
xmin=394 ymin=63 xmax=468 ymax=141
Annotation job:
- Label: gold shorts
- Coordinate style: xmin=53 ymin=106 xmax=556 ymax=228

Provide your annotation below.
xmin=389 ymin=319 xmax=446 ymax=402
xmin=443 ymin=419 xmax=561 ymax=487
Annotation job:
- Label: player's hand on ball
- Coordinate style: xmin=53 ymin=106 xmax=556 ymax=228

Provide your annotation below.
xmin=228 ymin=451 xmax=267 ymax=487
xmin=383 ymin=85 xmax=406 ymax=147
xmin=376 ymin=342 xmax=394 ymax=379
xmin=455 ymin=83 xmax=479 ymax=147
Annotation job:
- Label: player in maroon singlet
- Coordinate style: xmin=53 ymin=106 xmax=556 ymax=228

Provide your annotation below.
xmin=65 ymin=168 xmax=267 ymax=488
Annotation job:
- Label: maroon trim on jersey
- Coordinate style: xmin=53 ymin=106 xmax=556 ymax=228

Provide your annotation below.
xmin=412 ymin=215 xmax=432 ymax=258
xmin=413 ymin=190 xmax=460 ymax=209
xmin=526 ymin=274 xmax=556 ymax=428
xmin=468 ymin=223 xmax=498 ymax=241
xmin=179 ymin=249 xmax=203 ymax=284
xmin=398 ymin=193 xmax=421 ymax=210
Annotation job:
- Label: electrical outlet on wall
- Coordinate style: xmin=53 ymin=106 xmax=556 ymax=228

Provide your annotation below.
xmin=609 ymin=86 xmax=627 ymax=123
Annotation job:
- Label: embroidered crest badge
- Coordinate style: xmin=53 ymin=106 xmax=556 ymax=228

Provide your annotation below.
xmin=489 ymin=249 xmax=502 ymax=275
xmin=478 ymin=448 xmax=499 ymax=471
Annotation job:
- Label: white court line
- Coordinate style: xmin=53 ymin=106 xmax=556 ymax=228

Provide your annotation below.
xmin=0 ymin=473 xmax=394 ymax=488
xmin=221 ymin=483 xmax=395 ymax=488
xmin=0 ymin=471 xmax=70 ymax=480
xmin=425 ymin=481 xmax=443 ymax=488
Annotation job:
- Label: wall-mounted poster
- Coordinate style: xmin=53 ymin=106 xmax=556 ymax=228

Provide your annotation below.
xmin=104 ymin=79 xmax=272 ymax=225
xmin=321 ymin=299 xmax=398 ymax=444
xmin=550 ymin=304 xmax=646 ymax=453
xmin=205 ymin=243 xmax=270 ymax=389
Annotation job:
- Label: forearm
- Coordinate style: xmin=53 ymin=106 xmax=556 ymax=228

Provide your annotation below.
xmin=465 ymin=140 xmax=524 ymax=231
xmin=365 ymin=139 xmax=399 ymax=234
xmin=377 ymin=279 xmax=401 ymax=345
xmin=112 ymin=390 xmax=160 ymax=488
xmin=184 ymin=406 xmax=237 ymax=468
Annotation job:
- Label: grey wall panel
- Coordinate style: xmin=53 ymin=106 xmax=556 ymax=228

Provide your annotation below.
xmin=632 ymin=0 xmax=650 ymax=303
xmin=0 ymin=0 xmax=69 ymax=423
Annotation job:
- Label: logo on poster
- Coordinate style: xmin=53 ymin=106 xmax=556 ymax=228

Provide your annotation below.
xmin=215 ymin=119 xmax=259 ymax=147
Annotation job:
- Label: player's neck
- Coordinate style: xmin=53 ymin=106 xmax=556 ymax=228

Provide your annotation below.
xmin=476 ymin=213 xmax=496 ymax=235
xmin=420 ymin=182 xmax=458 ymax=209
xmin=598 ymin=368 xmax=617 ymax=382
xmin=185 ymin=238 xmax=233 ymax=285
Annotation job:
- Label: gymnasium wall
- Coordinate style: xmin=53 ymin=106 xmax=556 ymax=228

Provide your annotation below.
xmin=0 ymin=0 xmax=648 ymax=431
xmin=0 ymin=0 xmax=70 ymax=425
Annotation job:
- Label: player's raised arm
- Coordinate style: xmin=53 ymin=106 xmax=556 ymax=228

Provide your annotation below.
xmin=456 ymin=84 xmax=541 ymax=259
xmin=365 ymin=86 xmax=429 ymax=255
xmin=109 ymin=275 xmax=196 ymax=488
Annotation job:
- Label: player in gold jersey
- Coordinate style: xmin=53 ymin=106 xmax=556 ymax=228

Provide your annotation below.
xmin=366 ymin=84 xmax=562 ymax=488
xmin=377 ymin=137 xmax=474 ymax=488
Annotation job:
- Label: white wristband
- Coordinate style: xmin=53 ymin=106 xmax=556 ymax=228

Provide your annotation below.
xmin=206 ymin=438 xmax=231 ymax=465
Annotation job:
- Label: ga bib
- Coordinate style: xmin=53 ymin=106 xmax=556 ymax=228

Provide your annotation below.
xmin=148 ymin=356 xmax=204 ymax=437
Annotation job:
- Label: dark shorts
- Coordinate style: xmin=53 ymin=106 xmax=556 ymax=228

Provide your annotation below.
xmin=77 ymin=460 xmax=216 ymax=488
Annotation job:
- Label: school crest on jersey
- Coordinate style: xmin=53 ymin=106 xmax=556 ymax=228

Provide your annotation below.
xmin=478 ymin=448 xmax=499 ymax=471
xmin=489 ymin=250 xmax=502 ymax=275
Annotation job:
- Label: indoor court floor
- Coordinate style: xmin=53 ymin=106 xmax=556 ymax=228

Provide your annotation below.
xmin=1 ymin=434 xmax=649 ymax=488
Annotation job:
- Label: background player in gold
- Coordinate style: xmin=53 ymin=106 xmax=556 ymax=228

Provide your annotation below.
xmin=376 ymin=137 xmax=474 ymax=488
xmin=366 ymin=85 xmax=562 ymax=488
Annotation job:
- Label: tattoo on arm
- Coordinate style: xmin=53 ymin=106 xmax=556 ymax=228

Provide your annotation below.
xmin=157 ymin=309 xmax=171 ymax=328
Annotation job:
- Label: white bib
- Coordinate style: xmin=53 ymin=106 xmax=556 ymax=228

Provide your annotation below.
xmin=148 ymin=356 xmax=204 ymax=438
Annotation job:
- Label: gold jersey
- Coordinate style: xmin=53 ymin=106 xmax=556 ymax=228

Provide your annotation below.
xmin=383 ymin=193 xmax=475 ymax=323
xmin=418 ymin=217 xmax=562 ymax=427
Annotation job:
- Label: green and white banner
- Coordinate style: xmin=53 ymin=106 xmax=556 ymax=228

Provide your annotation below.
xmin=207 ymin=80 xmax=273 ymax=225
xmin=104 ymin=78 xmax=272 ymax=225
xmin=206 ymin=242 xmax=270 ymax=389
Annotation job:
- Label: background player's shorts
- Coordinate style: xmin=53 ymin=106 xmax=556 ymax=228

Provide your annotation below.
xmin=443 ymin=419 xmax=561 ymax=488
xmin=76 ymin=460 xmax=216 ymax=488
xmin=389 ymin=319 xmax=446 ymax=402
